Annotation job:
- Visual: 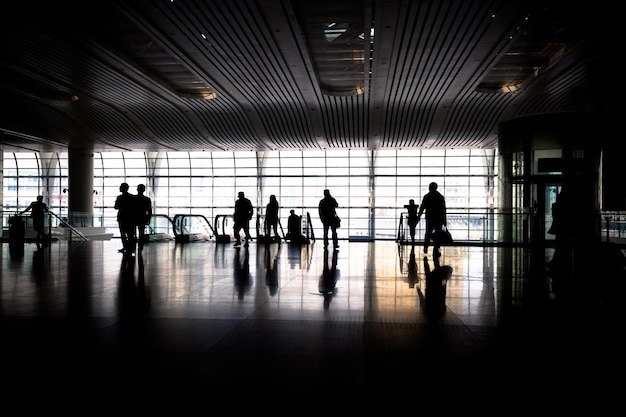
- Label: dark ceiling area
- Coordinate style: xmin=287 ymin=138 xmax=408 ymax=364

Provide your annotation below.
xmin=0 ymin=0 xmax=617 ymax=153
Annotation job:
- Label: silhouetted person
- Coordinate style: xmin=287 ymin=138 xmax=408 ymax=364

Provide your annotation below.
xmin=134 ymin=184 xmax=152 ymax=250
xmin=265 ymin=194 xmax=281 ymax=243
xmin=115 ymin=182 xmax=136 ymax=253
xmin=318 ymin=189 xmax=339 ymax=249
xmin=547 ymin=183 xmax=585 ymax=302
xmin=233 ymin=191 xmax=253 ymax=247
xmin=287 ymin=209 xmax=303 ymax=244
xmin=404 ymin=199 xmax=419 ymax=245
xmin=548 ymin=185 xmax=577 ymax=260
xmin=417 ymin=182 xmax=447 ymax=256
xmin=319 ymin=248 xmax=339 ymax=309
xmin=20 ymin=195 xmax=48 ymax=247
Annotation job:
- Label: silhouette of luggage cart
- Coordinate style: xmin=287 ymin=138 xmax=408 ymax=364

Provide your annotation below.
xmin=8 ymin=213 xmax=25 ymax=258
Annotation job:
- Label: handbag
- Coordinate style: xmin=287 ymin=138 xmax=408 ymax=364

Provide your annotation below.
xmin=334 ymin=216 xmax=341 ymax=228
xmin=435 ymin=227 xmax=453 ymax=244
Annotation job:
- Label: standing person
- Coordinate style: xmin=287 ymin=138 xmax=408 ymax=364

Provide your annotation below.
xmin=134 ymin=184 xmax=152 ymax=250
xmin=20 ymin=195 xmax=49 ymax=247
xmin=264 ymin=194 xmax=281 ymax=243
xmin=404 ymin=198 xmax=419 ymax=245
xmin=318 ymin=189 xmax=339 ymax=249
xmin=233 ymin=191 xmax=254 ymax=247
xmin=417 ymin=182 xmax=447 ymax=256
xmin=114 ymin=182 xmax=136 ymax=253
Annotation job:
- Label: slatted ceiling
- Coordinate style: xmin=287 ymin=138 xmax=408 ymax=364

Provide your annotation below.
xmin=202 ymin=101 xmax=258 ymax=143
xmin=0 ymin=0 xmax=612 ymax=153
xmin=448 ymin=103 xmax=495 ymax=148
xmin=175 ymin=1 xmax=310 ymax=151
xmin=267 ymin=108 xmax=311 ymax=149
xmin=127 ymin=3 xmax=232 ymax=99
xmin=194 ymin=110 xmax=255 ymax=150
xmin=455 ymin=92 xmax=495 ymax=126
xmin=139 ymin=111 xmax=188 ymax=145
xmin=28 ymin=107 xmax=81 ymax=151
xmin=205 ymin=4 xmax=273 ymax=90
xmin=551 ymin=69 xmax=590 ymax=112
xmin=474 ymin=96 xmax=510 ymax=146
xmin=218 ymin=106 xmax=269 ymax=149
xmin=321 ymin=95 xmax=366 ymax=149
xmin=94 ymin=14 xmax=218 ymax=101
xmin=513 ymin=61 xmax=584 ymax=116
xmin=81 ymin=110 xmax=163 ymax=152
xmin=388 ymin=8 xmax=480 ymax=147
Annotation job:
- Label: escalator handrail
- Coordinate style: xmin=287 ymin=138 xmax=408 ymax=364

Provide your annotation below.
xmin=172 ymin=214 xmax=217 ymax=237
xmin=47 ymin=210 xmax=89 ymax=241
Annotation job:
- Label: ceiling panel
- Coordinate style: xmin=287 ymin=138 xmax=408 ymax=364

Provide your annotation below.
xmin=0 ymin=0 xmax=616 ymax=153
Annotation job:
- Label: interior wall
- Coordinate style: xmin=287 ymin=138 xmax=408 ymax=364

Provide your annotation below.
xmin=497 ymin=112 xmax=602 ymax=244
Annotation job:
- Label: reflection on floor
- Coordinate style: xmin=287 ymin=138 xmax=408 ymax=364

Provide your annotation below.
xmin=1 ymin=239 xmax=621 ymax=411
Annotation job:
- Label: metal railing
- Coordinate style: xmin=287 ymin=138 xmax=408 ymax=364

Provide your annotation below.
xmin=396 ymin=210 xmax=500 ymax=245
xmin=6 ymin=209 xmax=623 ymax=245
xmin=47 ymin=210 xmax=89 ymax=242
xmin=601 ymin=212 xmax=626 ymax=241
xmin=2 ymin=210 xmax=89 ymax=242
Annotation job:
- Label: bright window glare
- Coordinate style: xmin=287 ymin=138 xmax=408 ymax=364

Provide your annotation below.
xmin=3 ymin=149 xmax=498 ymax=241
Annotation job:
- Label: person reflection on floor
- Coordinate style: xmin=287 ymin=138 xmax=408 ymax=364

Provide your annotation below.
xmin=136 ymin=251 xmax=150 ymax=314
xmin=421 ymin=254 xmax=453 ymax=317
xmin=265 ymin=243 xmax=281 ymax=296
xmin=32 ymin=247 xmax=47 ymax=283
xmin=318 ymin=248 xmax=339 ymax=310
xmin=234 ymin=245 xmax=252 ymax=300
xmin=117 ymin=255 xmax=139 ymax=313
xmin=407 ymin=246 xmax=419 ymax=288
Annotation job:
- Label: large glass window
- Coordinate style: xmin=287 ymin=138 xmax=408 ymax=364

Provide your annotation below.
xmin=3 ymin=149 xmax=499 ymax=241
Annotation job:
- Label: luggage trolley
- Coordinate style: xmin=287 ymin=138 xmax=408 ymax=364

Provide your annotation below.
xmin=8 ymin=213 xmax=25 ymax=258
xmin=286 ymin=211 xmax=315 ymax=245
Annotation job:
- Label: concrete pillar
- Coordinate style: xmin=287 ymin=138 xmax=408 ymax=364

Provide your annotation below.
xmin=68 ymin=148 xmax=94 ymax=226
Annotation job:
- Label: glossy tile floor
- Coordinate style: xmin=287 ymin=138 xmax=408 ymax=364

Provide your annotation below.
xmin=1 ymin=238 xmax=622 ymax=411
